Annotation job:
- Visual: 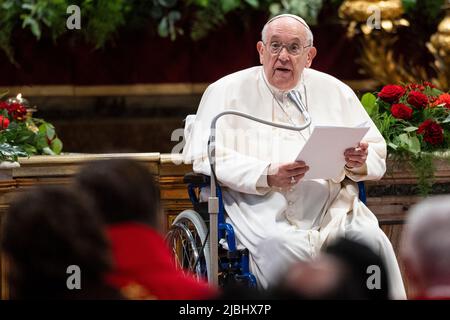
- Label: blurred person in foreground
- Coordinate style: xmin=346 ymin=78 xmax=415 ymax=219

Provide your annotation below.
xmin=401 ymin=196 xmax=450 ymax=299
xmin=1 ymin=187 xmax=121 ymax=299
xmin=74 ymin=159 xmax=217 ymax=300
xmin=270 ymin=237 xmax=389 ymax=299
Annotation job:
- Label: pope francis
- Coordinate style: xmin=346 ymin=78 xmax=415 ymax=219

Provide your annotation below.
xmin=183 ymin=14 xmax=406 ymax=299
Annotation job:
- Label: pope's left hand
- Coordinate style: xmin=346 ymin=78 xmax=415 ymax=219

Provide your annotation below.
xmin=344 ymin=141 xmax=368 ymax=169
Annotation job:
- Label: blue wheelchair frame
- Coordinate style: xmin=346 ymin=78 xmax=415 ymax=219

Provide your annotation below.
xmin=186 ymin=174 xmax=366 ymax=288
xmin=187 ymin=176 xmax=257 ymax=287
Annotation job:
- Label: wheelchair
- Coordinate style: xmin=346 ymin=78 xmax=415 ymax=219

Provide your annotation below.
xmin=166 ymin=172 xmax=367 ymax=288
xmin=166 ymin=172 xmax=257 ymax=287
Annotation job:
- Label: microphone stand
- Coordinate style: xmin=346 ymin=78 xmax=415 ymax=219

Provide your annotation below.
xmin=207 ymin=105 xmax=311 ymax=286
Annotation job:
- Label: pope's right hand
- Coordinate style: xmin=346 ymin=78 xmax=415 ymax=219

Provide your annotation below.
xmin=267 ymin=161 xmax=309 ymax=188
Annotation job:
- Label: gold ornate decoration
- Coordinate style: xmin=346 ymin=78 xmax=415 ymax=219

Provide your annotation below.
xmin=339 ymin=0 xmax=404 ymax=23
xmin=339 ymin=0 xmax=429 ymax=86
xmin=358 ymin=36 xmax=428 ymax=85
xmin=428 ymin=1 xmax=450 ymax=90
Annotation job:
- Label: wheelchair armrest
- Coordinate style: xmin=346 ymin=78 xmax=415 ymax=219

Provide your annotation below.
xmin=183 ymin=172 xmax=211 ymax=185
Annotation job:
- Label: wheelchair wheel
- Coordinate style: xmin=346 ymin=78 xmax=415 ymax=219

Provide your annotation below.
xmin=166 ymin=209 xmax=211 ymax=281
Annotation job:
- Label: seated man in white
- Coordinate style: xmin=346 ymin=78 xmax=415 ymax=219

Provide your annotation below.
xmin=183 ymin=14 xmax=406 ymax=299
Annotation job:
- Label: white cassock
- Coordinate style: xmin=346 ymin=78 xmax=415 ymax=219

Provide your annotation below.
xmin=183 ymin=66 xmax=406 ymax=299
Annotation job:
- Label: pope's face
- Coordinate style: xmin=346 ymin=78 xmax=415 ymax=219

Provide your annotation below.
xmin=257 ymin=17 xmax=317 ymax=91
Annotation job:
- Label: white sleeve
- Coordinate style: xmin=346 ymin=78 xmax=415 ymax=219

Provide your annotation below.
xmin=193 ymin=149 xmax=271 ymax=196
xmin=185 ymin=82 xmax=272 ymax=195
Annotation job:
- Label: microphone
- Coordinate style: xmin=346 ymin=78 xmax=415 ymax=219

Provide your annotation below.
xmin=287 ymin=90 xmax=311 ymax=123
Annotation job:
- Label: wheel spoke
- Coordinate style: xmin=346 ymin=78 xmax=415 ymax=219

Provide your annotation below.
xmin=165 ymin=210 xmax=210 ymax=282
xmin=166 ymin=220 xmax=206 ymax=280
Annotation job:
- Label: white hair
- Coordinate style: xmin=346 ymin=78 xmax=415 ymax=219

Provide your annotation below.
xmin=402 ymin=196 xmax=450 ymax=285
xmin=261 ymin=14 xmax=314 ymax=46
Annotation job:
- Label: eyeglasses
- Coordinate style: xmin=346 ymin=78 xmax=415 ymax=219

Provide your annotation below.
xmin=265 ymin=41 xmax=311 ymax=56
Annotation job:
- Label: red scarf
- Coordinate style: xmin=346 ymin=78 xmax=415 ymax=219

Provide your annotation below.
xmin=105 ymin=223 xmax=217 ymax=300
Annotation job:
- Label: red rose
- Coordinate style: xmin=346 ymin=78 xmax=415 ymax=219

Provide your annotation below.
xmin=417 ymin=119 xmax=443 ymax=145
xmin=391 ymin=103 xmax=413 ymax=119
xmin=423 ymin=81 xmax=436 ymax=89
xmin=0 ymin=101 xmax=9 ymax=111
xmin=406 ymin=84 xmax=419 ymax=91
xmin=6 ymin=103 xmax=27 ymax=121
xmin=0 ymin=115 xmax=9 ymax=130
xmin=378 ymin=85 xmax=406 ymax=103
xmin=407 ymin=91 xmax=428 ymax=108
xmin=432 ymin=93 xmax=450 ymax=109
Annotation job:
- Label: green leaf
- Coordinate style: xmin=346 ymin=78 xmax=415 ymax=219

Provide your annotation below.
xmin=430 ymin=88 xmax=443 ymax=96
xmin=397 ymin=133 xmax=421 ymax=154
xmin=21 ymin=3 xmax=35 ymax=11
xmin=36 ymin=135 xmax=49 ymax=150
xmin=21 ymin=16 xmax=41 ymax=39
xmin=411 ymin=153 xmax=434 ymax=196
xmin=244 ymin=0 xmax=259 ymax=8
xmin=39 ymin=121 xmax=56 ymax=140
xmin=398 ymin=133 xmax=410 ymax=145
xmin=158 ymin=17 xmax=169 ymax=37
xmin=403 ymin=126 xmax=418 ymax=132
xmin=193 ymin=0 xmax=209 ymax=7
xmin=22 ymin=144 xmax=37 ymax=155
xmin=50 ymin=138 xmax=63 ymax=154
xmin=269 ymin=3 xmax=281 ymax=15
xmin=15 ymin=133 xmax=33 ymax=143
xmin=0 ymin=142 xmax=28 ymax=162
xmin=221 ymin=0 xmax=240 ymax=13
xmin=423 ymin=87 xmax=443 ymax=97
xmin=45 ymin=124 xmax=55 ymax=140
xmin=443 ymin=114 xmax=450 ymax=124
xmin=409 ymin=136 xmax=421 ymax=154
xmin=388 ymin=142 xmax=398 ymax=150
xmin=420 ymin=0 xmax=447 ymax=23
xmin=42 ymin=146 xmax=55 ymax=155
xmin=38 ymin=123 xmax=47 ymax=135
xmin=2 ymin=0 xmax=15 ymax=10
xmin=167 ymin=11 xmax=182 ymax=40
xmin=402 ymin=0 xmax=416 ymax=12
xmin=360 ymin=93 xmax=378 ymax=116
xmin=168 ymin=10 xmax=181 ymax=22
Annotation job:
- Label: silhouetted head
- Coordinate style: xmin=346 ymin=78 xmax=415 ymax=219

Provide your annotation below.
xmin=270 ymin=237 xmax=390 ymax=300
xmin=1 ymin=186 xmax=114 ymax=299
xmin=324 ymin=237 xmax=389 ymax=300
xmin=74 ymin=159 xmax=161 ymax=229
xmin=401 ymin=196 xmax=450 ymax=297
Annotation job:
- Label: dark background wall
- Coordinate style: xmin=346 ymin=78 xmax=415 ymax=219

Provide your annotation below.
xmin=1 ymin=13 xmax=364 ymax=86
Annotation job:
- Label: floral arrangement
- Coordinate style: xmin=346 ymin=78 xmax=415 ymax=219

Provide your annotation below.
xmin=361 ymin=82 xmax=450 ymax=194
xmin=0 ymin=91 xmax=62 ymax=162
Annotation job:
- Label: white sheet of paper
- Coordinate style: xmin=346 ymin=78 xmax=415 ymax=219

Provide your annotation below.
xmin=295 ymin=123 xmax=370 ymax=180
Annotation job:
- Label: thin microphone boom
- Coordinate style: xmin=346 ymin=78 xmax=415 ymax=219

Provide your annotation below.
xmin=287 ymin=90 xmax=311 ymax=123
xmin=206 ymin=106 xmax=312 ymax=285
